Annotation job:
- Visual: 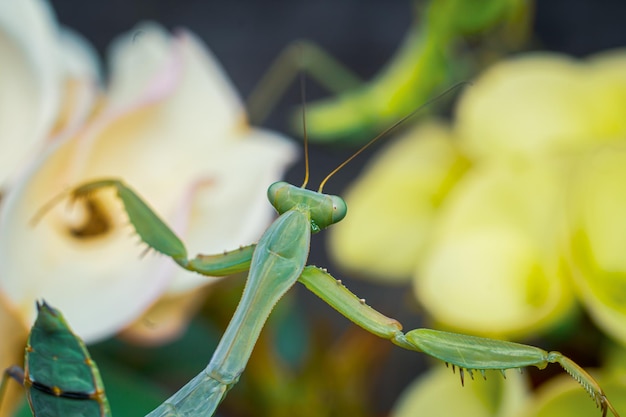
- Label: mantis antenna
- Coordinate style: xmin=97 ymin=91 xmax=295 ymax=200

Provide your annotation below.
xmin=317 ymin=81 xmax=471 ymax=192
xmin=300 ymin=71 xmax=310 ymax=189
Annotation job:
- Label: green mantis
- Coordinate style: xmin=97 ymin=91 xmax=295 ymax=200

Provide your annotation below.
xmin=2 ymin=175 xmax=617 ymax=417
xmin=247 ymin=0 xmax=533 ymax=143
xmin=1 ymin=88 xmax=622 ymax=415
xmin=0 ymin=301 xmax=111 ymax=417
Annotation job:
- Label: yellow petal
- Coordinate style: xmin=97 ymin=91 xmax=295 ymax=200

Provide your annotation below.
xmin=391 ymin=366 xmax=529 ymax=417
xmin=456 ymin=54 xmax=603 ymax=159
xmin=586 ymin=49 xmax=626 ymax=139
xmin=517 ymin=372 xmax=626 ymax=417
xmin=568 ymin=146 xmax=626 ymax=345
xmin=329 ymin=120 xmax=469 ymax=282
xmin=416 ymin=161 xmax=574 ymax=337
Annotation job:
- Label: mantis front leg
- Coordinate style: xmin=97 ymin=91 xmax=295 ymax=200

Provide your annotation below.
xmin=35 ymin=179 xmax=256 ymax=277
xmin=298 ymin=266 xmax=621 ymax=417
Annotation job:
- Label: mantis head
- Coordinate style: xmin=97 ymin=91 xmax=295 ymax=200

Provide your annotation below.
xmin=267 ymin=181 xmax=347 ymax=233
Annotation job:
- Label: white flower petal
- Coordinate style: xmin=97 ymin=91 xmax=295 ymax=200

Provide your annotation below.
xmin=168 ymin=129 xmax=297 ymax=293
xmin=105 ymin=23 xmax=181 ymax=110
xmin=106 ymin=23 xmax=243 ymax=134
xmin=68 ymin=24 xmax=249 ymax=189
xmin=47 ymin=28 xmax=101 ymax=136
xmin=0 ymin=0 xmax=62 ymax=183
xmin=0 ymin=137 xmax=174 ymax=343
xmin=0 ymin=24 xmax=297 ymax=342
xmin=59 ymin=28 xmax=101 ymax=85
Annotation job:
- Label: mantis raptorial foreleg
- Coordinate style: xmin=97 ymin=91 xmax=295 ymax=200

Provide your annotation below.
xmin=25 ymin=178 xmax=621 ymax=417
xmin=33 ymin=179 xmax=256 ymax=277
xmin=299 ymin=266 xmax=619 ymax=417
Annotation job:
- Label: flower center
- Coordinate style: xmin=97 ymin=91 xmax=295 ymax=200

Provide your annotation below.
xmin=65 ymin=196 xmax=113 ymax=238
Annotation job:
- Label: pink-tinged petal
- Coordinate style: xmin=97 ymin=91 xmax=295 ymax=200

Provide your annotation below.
xmin=57 ymin=24 xmax=297 ymax=232
xmin=0 ymin=0 xmax=62 ymax=184
xmin=167 ymin=129 xmax=297 ymax=293
xmin=65 ymin=24 xmax=247 ymax=190
xmin=104 ymin=23 xmax=184 ymax=111
xmin=105 ymin=23 xmax=244 ymax=135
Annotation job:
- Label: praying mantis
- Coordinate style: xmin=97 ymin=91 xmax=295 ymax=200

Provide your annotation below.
xmin=2 ymin=166 xmax=622 ymax=415
xmin=0 ymin=85 xmax=621 ymax=417
xmin=0 ymin=301 xmax=111 ymax=417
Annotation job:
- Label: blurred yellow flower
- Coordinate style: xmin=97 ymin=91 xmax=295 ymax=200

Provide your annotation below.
xmin=567 ymin=146 xmax=626 ymax=345
xmin=416 ymin=160 xmax=574 ymax=337
xmin=516 ymin=371 xmax=626 ymax=417
xmin=456 ymin=54 xmax=599 ymax=159
xmin=330 ymin=120 xmax=470 ymax=281
xmin=331 ymin=50 xmax=626 ymax=342
xmin=0 ymin=20 xmax=296 ymax=345
xmin=391 ymin=365 xmax=528 ymax=417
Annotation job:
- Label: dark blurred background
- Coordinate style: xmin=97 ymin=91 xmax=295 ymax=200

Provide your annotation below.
xmin=44 ymin=0 xmax=626 ymax=415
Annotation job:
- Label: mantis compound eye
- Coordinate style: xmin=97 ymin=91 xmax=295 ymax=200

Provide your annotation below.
xmin=330 ymin=195 xmax=347 ymax=224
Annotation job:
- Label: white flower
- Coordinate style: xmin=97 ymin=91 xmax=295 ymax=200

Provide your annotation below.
xmin=0 ymin=1 xmax=100 ymax=415
xmin=0 ymin=23 xmax=297 ymax=343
